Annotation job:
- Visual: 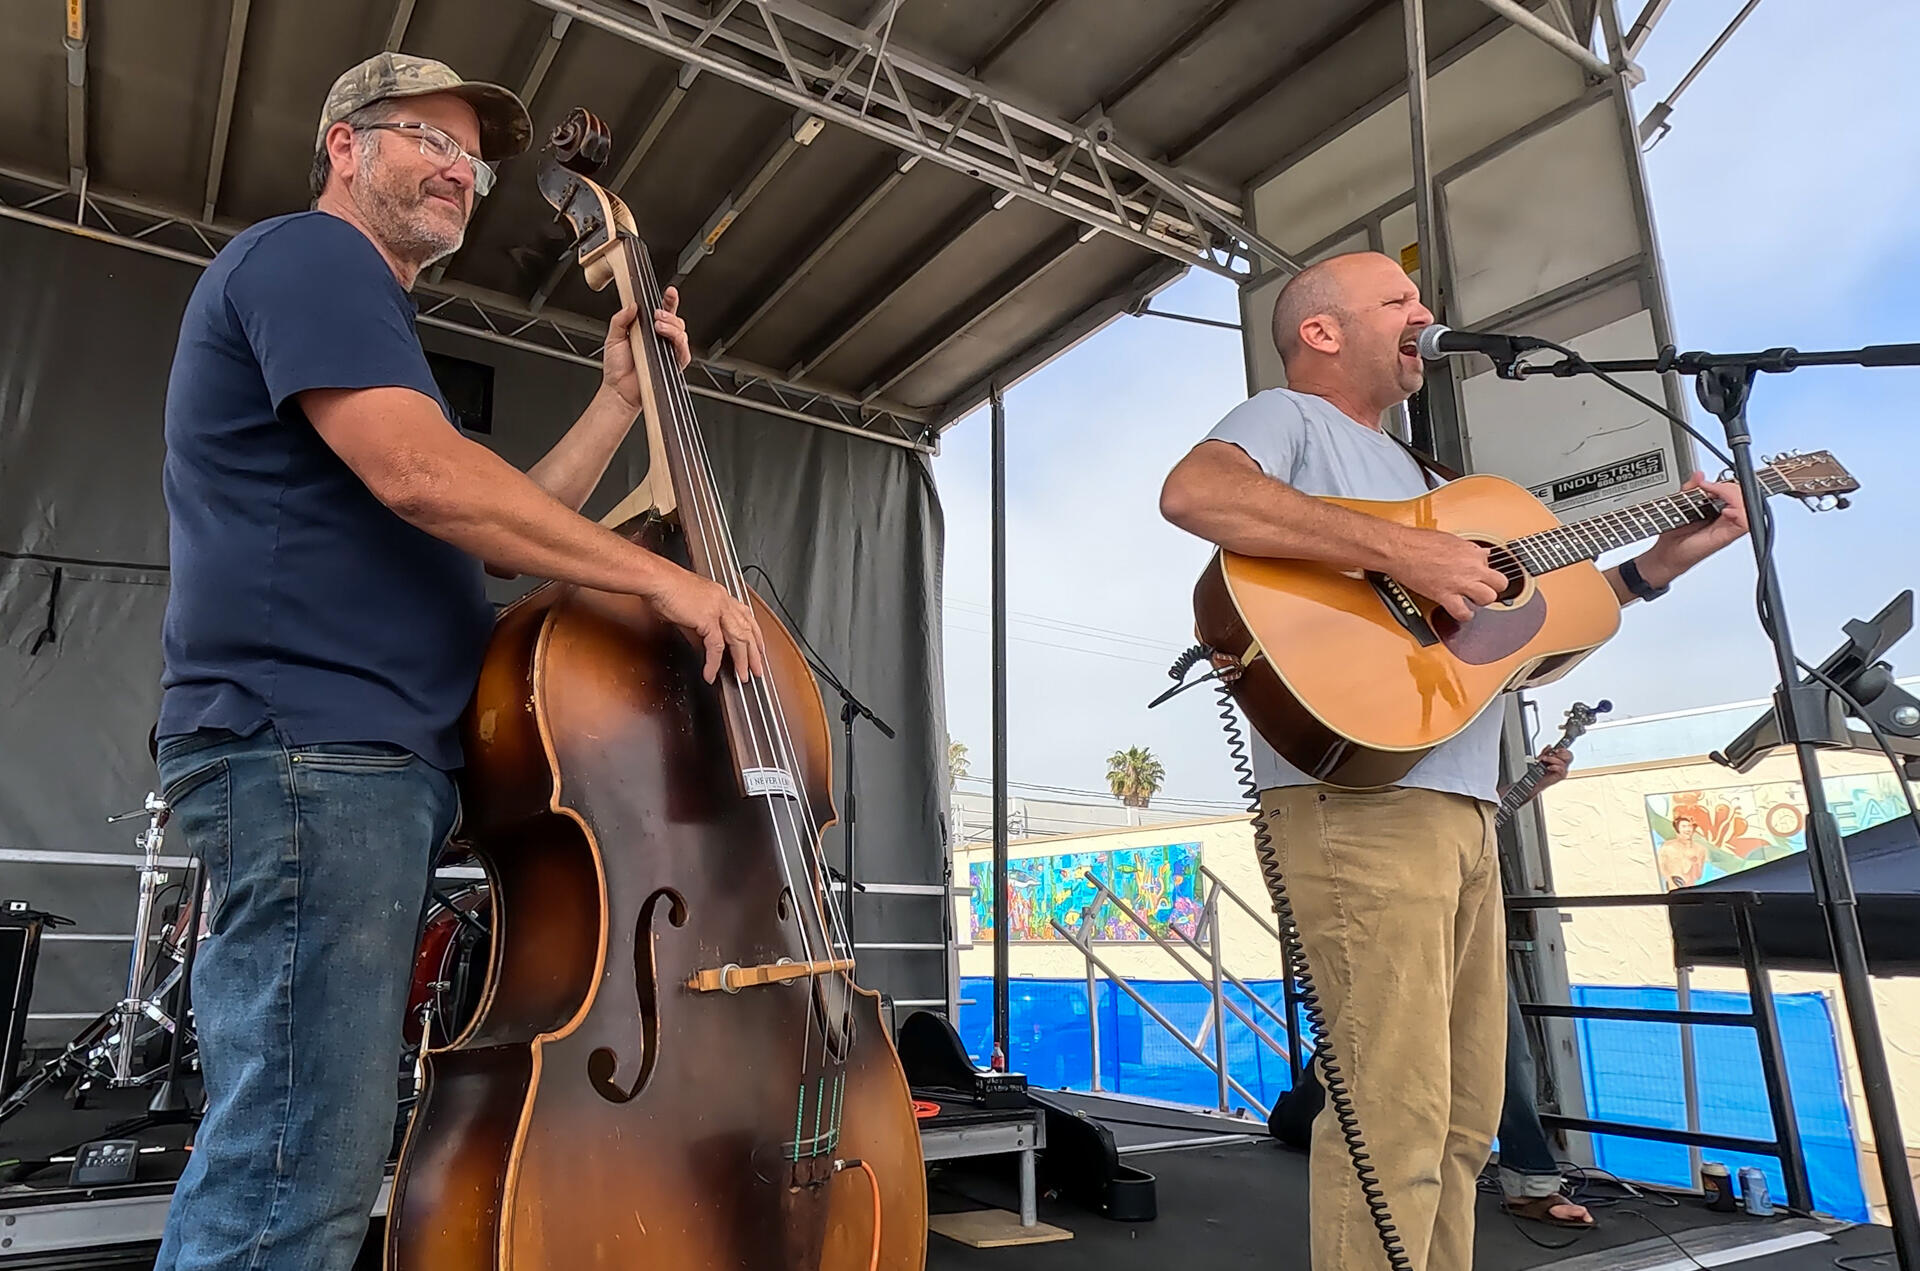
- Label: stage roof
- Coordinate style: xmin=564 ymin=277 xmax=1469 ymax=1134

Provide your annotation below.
xmin=0 ymin=0 xmax=1600 ymax=446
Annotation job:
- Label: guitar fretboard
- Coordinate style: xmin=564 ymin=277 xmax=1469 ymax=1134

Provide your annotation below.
xmin=1505 ymin=468 xmax=1783 ymax=575
xmin=1495 ymin=768 xmax=1542 ymax=826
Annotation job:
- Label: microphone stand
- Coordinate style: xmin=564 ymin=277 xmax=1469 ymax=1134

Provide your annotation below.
xmin=801 ymin=650 xmax=894 ymax=950
xmin=1517 ymin=339 xmax=1920 ymax=1267
xmin=737 ymin=564 xmax=895 ymax=949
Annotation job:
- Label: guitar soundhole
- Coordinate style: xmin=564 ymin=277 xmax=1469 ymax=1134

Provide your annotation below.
xmin=1480 ymin=540 xmax=1528 ymax=605
xmin=777 ymin=888 xmax=792 ymax=923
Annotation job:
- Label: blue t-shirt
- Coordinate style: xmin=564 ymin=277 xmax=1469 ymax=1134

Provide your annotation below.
xmin=157 ymin=211 xmax=493 ymax=771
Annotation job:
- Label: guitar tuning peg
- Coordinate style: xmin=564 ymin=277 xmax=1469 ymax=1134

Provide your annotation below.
xmin=1836 ymin=495 xmax=1851 ymax=510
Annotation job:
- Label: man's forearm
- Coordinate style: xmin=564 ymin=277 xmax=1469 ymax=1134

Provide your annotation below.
xmin=525 ymin=387 xmax=640 ymax=512
xmin=1162 ymin=448 xmax=1411 ymax=571
xmin=396 ymin=435 xmax=677 ymax=597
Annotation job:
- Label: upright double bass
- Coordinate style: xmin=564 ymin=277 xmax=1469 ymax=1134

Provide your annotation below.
xmin=386 ymin=108 xmax=927 ymax=1271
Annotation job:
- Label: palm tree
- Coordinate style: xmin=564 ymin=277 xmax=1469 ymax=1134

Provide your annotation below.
xmin=948 ymin=739 xmax=971 ymax=784
xmin=1106 ymin=746 xmax=1165 ymax=808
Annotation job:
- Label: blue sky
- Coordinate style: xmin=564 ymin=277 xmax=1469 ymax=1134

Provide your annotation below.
xmin=934 ymin=1 xmax=1920 ymax=805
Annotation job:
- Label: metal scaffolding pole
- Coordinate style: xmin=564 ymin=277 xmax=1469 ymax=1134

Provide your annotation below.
xmin=990 ymin=382 xmax=1011 ymax=1070
xmin=1402 ymin=0 xmax=1467 ymax=471
xmin=1465 ymin=0 xmax=1613 ymax=77
xmin=1403 ymin=0 xmax=1439 ymax=316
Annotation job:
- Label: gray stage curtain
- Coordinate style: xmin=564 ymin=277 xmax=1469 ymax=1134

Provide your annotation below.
xmin=0 ymin=215 xmax=948 ymax=1048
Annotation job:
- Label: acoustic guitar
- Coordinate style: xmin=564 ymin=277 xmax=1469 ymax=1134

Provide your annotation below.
xmin=1193 ymin=451 xmax=1857 ymax=789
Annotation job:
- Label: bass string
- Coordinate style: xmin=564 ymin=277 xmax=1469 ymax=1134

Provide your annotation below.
xmin=618 ymin=241 xmax=827 ymax=1012
xmin=623 ymin=238 xmax=857 ymax=1073
xmin=617 ymin=242 xmax=857 ymax=974
xmin=642 ymin=266 xmax=862 ymax=1066
xmin=647 ymin=292 xmax=863 ymax=1070
xmin=625 ymin=244 xmax=840 ymax=1081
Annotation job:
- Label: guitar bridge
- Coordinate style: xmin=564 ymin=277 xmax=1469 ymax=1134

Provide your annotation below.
xmin=1367 ymin=572 xmax=1438 ymax=647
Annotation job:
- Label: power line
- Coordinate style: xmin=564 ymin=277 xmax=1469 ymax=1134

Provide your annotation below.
xmin=945 ymin=597 xmax=1186 ymax=654
xmin=943 ymin=622 xmax=1173 ymax=668
xmin=952 ymin=773 xmax=1241 ymax=810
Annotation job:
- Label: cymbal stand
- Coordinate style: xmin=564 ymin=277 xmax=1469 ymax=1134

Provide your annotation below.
xmin=105 ymin=792 xmax=175 ymax=1085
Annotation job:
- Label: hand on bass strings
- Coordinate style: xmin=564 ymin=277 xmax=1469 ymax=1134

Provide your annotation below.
xmin=601 ymin=286 xmax=692 ymax=408
xmin=650 ymin=566 xmax=769 ymax=683
xmin=1390 ymin=527 xmax=1510 ymax=623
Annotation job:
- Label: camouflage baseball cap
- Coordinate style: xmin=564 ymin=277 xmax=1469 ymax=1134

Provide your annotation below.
xmin=316 ymin=52 xmax=532 ymax=161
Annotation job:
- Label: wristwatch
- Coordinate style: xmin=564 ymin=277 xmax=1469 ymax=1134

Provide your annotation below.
xmin=1620 ymin=555 xmax=1669 ymax=602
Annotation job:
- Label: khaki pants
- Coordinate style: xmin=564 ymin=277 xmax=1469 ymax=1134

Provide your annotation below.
xmin=1260 ymin=786 xmax=1507 ymax=1271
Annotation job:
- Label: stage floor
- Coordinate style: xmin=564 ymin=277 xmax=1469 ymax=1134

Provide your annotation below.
xmin=0 ymin=1084 xmax=1887 ymax=1271
xmin=924 ymin=1095 xmax=1877 ymax=1271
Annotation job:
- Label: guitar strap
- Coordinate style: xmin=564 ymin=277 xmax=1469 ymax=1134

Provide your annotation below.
xmin=1387 ymin=431 xmax=1462 ymax=489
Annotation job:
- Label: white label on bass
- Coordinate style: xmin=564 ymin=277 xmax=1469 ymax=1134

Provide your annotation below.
xmin=743 ymin=767 xmax=800 ymax=800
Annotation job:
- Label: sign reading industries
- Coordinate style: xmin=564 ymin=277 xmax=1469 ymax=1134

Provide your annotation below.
xmin=1529 ymin=448 xmax=1668 ymax=513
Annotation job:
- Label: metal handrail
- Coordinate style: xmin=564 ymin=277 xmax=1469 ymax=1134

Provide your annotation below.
xmin=1048 ymin=915 xmax=1268 ymax=1114
xmin=1201 ymin=863 xmax=1304 ymax=1080
xmin=1199 ymin=864 xmax=1281 ymax=939
xmin=1081 ymin=872 xmax=1290 ymax=1060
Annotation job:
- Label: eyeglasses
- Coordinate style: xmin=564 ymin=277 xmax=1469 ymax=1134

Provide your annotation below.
xmin=359 ymin=121 xmax=496 ymax=197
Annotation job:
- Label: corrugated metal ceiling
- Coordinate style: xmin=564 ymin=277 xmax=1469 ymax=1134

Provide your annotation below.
xmin=0 ymin=0 xmax=1552 ymax=435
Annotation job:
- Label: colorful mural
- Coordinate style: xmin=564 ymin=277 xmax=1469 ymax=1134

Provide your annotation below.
xmin=1646 ymin=771 xmax=1909 ymax=891
xmin=968 ymin=842 xmax=1203 ymax=942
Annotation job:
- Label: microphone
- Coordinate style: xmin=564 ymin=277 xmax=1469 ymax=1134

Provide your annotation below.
xmin=1414 ymin=324 xmax=1549 ymax=363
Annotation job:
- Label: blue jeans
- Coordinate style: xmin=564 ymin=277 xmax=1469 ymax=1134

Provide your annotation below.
xmin=1497 ymin=979 xmax=1565 ymax=1198
xmin=153 ymin=728 xmax=457 ymax=1271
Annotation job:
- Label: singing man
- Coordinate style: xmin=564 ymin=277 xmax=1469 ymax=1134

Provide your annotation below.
xmin=1158 ymin=251 xmax=1747 ymax=1269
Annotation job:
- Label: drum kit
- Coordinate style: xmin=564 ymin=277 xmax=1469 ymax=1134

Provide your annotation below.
xmin=0 ymin=791 xmax=495 ymax=1131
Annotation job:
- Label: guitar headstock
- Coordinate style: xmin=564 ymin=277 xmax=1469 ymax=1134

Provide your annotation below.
xmin=1558 ymin=698 xmax=1612 ymax=747
xmin=1760 ymin=450 xmax=1859 ymax=512
xmin=535 ymin=107 xmax=635 ymax=294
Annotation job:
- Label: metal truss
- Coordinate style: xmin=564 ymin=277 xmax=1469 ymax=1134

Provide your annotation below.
xmin=0 ymin=165 xmax=934 ymax=452
xmin=525 ymin=0 xmax=1300 ymax=278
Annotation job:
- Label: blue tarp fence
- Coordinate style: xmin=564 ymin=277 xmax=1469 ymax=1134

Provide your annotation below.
xmin=955 ymin=976 xmax=1867 ymax=1222
xmin=1570 ymin=984 xmax=1866 ymax=1222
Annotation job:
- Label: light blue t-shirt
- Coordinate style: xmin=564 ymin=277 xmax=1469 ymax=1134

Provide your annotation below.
xmin=1202 ymin=387 xmax=1504 ymax=804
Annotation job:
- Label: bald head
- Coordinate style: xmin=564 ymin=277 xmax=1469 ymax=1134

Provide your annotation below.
xmin=1271 ymin=255 xmax=1359 ymax=365
xmin=1267 ymin=251 xmax=1434 ymax=422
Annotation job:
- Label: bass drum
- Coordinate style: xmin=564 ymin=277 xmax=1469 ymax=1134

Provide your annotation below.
xmin=403 ymin=883 xmax=491 ymax=1051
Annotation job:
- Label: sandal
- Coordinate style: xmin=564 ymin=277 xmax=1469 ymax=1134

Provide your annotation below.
xmin=1504 ymin=1191 xmax=1596 ymax=1229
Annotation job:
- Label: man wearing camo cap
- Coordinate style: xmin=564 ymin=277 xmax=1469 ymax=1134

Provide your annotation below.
xmin=152 ymin=51 xmax=766 ymax=1271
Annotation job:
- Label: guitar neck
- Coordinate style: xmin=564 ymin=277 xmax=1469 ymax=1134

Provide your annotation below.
xmin=1494 ymin=767 xmax=1540 ymax=827
xmin=1508 ymin=468 xmax=1786 ymax=575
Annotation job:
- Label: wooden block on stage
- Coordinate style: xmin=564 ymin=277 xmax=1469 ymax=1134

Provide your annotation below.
xmin=928 ymin=1208 xmax=1074 ymax=1248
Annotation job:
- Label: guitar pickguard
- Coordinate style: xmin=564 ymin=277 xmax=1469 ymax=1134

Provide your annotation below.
xmin=1431 ymin=592 xmax=1549 ymax=665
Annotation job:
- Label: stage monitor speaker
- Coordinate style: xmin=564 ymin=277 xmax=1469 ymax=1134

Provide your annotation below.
xmin=0 ymin=906 xmax=47 ymax=1097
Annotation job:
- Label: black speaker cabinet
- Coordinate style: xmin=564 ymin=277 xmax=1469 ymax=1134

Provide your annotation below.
xmin=0 ymin=911 xmax=46 ymax=1097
